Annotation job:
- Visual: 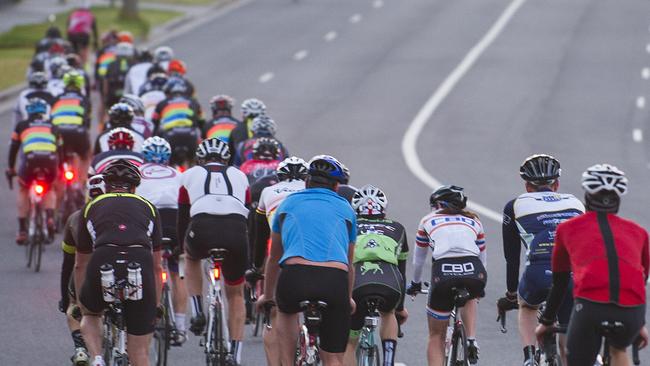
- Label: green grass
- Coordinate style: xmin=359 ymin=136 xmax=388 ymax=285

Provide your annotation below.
xmin=0 ymin=6 xmax=181 ymax=89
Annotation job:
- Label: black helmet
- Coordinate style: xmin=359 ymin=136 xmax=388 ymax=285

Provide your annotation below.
xmin=519 ymin=154 xmax=561 ymax=185
xmin=430 ymin=185 xmax=467 ymax=210
xmin=103 ymin=159 xmax=141 ymax=189
xmin=252 ymin=137 xmax=281 ymax=161
xmin=308 ymin=155 xmax=347 ymax=184
xmin=46 ymin=26 xmax=62 ymax=39
xmin=28 ymin=71 xmax=48 ymax=89
xmin=108 ymin=103 xmax=134 ymax=127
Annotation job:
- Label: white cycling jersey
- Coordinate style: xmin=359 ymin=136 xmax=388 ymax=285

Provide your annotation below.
xmin=136 ymin=163 xmax=181 ymax=209
xmin=47 ymin=79 xmax=65 ymax=97
xmin=179 ymin=162 xmax=249 ymax=218
xmin=124 ymin=62 xmax=152 ymax=96
xmin=257 ymin=179 xmax=305 ymax=225
xmin=141 ymin=90 xmax=166 ymax=123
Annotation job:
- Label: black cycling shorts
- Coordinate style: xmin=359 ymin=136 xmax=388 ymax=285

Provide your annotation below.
xmin=350 ymin=261 xmax=403 ymax=331
xmin=162 ymin=128 xmax=198 ymax=166
xmin=79 ymin=246 xmax=157 ymax=336
xmin=159 ymin=208 xmax=179 ymax=273
xmin=427 ymin=256 xmax=486 ymax=319
xmin=185 ymin=213 xmax=248 ymax=285
xmin=18 ymin=152 xmax=58 ymax=188
xmin=68 ymin=33 xmax=90 ymax=51
xmin=276 ymin=264 xmax=350 ymax=353
xmin=566 ymin=298 xmax=645 ymax=366
xmin=58 ymin=127 xmax=91 ymax=158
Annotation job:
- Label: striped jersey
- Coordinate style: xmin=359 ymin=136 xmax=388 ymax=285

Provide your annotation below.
xmin=204 ymin=116 xmax=239 ymax=142
xmin=11 ymin=119 xmax=57 ymax=154
xmin=153 ymin=96 xmax=202 ymax=132
xmin=51 ymin=92 xmax=89 ymax=128
xmin=416 ymin=210 xmax=486 ymax=262
xmin=96 ymin=50 xmax=116 ymax=78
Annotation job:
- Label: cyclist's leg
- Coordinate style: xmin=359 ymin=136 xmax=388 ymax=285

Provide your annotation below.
xmin=78 ymin=249 xmax=110 ymax=361
xmin=263 ymin=307 xmax=281 ymax=366
xmin=274 ymin=266 xmax=302 ymax=364
xmin=565 ymin=299 xmax=603 ymax=366
xmin=343 ymin=278 xmax=367 ymax=366
xmin=183 ymin=216 xmax=209 ymax=330
xmin=160 ymin=208 xmax=188 ymax=335
xmin=459 ymin=258 xmax=487 ymax=341
xmin=276 ymin=310 xmax=300 ymax=365
xmin=517 ymin=264 xmax=545 ymax=349
xmin=427 ymin=316 xmax=448 ymax=366
xmin=426 ymin=260 xmax=456 ymax=366
xmin=126 ymin=333 xmax=152 ymax=366
xmin=607 ymin=303 xmax=645 ymax=366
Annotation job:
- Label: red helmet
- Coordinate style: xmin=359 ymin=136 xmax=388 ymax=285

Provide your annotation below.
xmin=167 ymin=59 xmax=187 ymax=75
xmin=117 ymin=31 xmax=134 ymax=44
xmin=107 ymin=127 xmax=135 ymax=151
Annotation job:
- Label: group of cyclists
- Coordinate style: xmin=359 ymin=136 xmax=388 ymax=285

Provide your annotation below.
xmin=4 ymin=5 xmax=650 ymax=366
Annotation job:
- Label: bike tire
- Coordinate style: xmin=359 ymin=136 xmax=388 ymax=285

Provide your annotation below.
xmin=294 ymin=325 xmax=309 ymax=366
xmin=253 ymin=309 xmax=262 ymax=337
xmin=26 ymin=236 xmax=34 ymax=268
xmin=34 ymin=236 xmax=43 ymax=272
xmin=458 ymin=323 xmax=469 ymax=366
xmin=208 ymin=302 xmax=226 ymax=366
xmin=153 ymin=288 xmax=170 ymax=366
xmin=103 ymin=318 xmax=114 ymax=366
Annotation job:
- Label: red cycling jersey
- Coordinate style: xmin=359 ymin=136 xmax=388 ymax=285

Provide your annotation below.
xmin=552 ymin=211 xmax=649 ymax=306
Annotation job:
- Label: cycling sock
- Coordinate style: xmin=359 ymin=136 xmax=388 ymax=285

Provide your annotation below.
xmin=175 ymin=312 xmax=186 ymax=332
xmin=191 ymin=295 xmax=203 ymax=317
xmin=382 ymin=339 xmax=397 ymax=366
xmin=18 ymin=218 xmax=27 ymax=231
xmin=71 ymin=329 xmax=86 ymax=349
xmin=523 ymin=345 xmax=536 ymax=360
xmin=230 ymin=340 xmax=243 ymax=363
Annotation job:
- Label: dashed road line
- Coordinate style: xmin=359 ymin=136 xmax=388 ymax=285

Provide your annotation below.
xmin=259 ymin=72 xmax=274 ymax=83
xmin=293 ymin=50 xmax=309 ymax=61
xmin=324 ymin=31 xmax=338 ymax=42
xmin=372 ymin=0 xmax=384 ymax=9
xmin=646 ymin=43 xmax=650 ymax=54
xmin=643 ymin=67 xmax=650 ymax=80
xmin=349 ymin=14 xmax=363 ymax=23
xmin=401 ymin=0 xmax=528 ymax=223
xmin=636 ymin=96 xmax=646 ymax=109
xmin=633 ymin=129 xmax=643 ymax=143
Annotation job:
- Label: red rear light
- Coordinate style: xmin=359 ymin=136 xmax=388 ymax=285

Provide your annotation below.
xmin=64 ymin=170 xmax=74 ymax=181
xmin=213 ymin=267 xmax=221 ymax=280
xmin=178 ymin=166 xmax=186 ymax=173
xmin=34 ymin=184 xmax=45 ymax=195
xmin=162 ymin=271 xmax=168 ymax=283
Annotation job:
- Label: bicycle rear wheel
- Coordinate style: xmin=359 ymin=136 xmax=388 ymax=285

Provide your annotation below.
xmin=103 ymin=317 xmax=114 ymax=366
xmin=33 ymin=207 xmax=44 ymax=272
xmin=153 ymin=287 xmax=170 ymax=366
xmin=294 ymin=325 xmax=309 ymax=366
xmin=207 ymin=303 xmax=226 ymax=366
xmin=447 ymin=324 xmax=469 ymax=366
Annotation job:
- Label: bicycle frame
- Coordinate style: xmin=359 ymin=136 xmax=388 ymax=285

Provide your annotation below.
xmin=445 ymin=288 xmax=471 ymax=366
xmin=356 ymin=299 xmax=381 ymax=366
xmin=295 ymin=301 xmax=326 ymax=366
xmin=104 ymin=279 xmax=138 ymax=366
xmin=26 ymin=179 xmax=47 ymax=272
xmin=203 ymin=254 xmax=231 ymax=361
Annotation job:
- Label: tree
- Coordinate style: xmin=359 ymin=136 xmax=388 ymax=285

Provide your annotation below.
xmin=120 ymin=0 xmax=140 ymax=20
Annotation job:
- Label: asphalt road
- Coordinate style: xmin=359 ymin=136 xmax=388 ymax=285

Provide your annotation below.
xmin=1 ymin=0 xmax=650 ymax=364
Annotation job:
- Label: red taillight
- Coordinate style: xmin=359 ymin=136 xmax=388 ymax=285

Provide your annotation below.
xmin=64 ymin=170 xmax=74 ymax=181
xmin=34 ymin=184 xmax=45 ymax=195
xmin=178 ymin=166 xmax=186 ymax=173
xmin=162 ymin=271 xmax=168 ymax=283
xmin=213 ymin=267 xmax=221 ymax=280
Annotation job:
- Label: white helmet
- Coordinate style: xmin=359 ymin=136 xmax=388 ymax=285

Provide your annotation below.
xmin=352 ymin=184 xmax=388 ymax=216
xmin=581 ymin=164 xmax=628 ymax=196
xmin=241 ymin=98 xmax=266 ymax=118
xmin=115 ymin=42 xmax=135 ymax=57
xmin=153 ymin=46 xmax=174 ymax=63
xmin=196 ymin=138 xmax=230 ymax=162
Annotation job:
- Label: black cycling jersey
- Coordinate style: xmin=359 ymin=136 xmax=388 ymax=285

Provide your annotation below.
xmin=60 ymin=210 xmax=81 ymax=305
xmin=77 ymin=193 xmax=162 ymax=254
xmin=250 ymin=173 xmax=280 ymax=268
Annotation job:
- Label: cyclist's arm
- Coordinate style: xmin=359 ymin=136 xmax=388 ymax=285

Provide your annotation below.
xmin=477 ymin=221 xmax=487 ymax=267
xmin=8 ymin=129 xmax=21 ymax=169
xmin=396 ymin=226 xmax=409 ymax=311
xmin=74 ymin=213 xmax=93 ymax=303
xmin=642 ymin=230 xmax=649 ymax=281
xmin=263 ymin=232 xmax=283 ymax=300
xmin=176 ymin=186 xmax=191 ymax=253
xmin=502 ymin=199 xmax=520 ymax=293
xmin=540 ymin=224 xmax=571 ymax=324
xmin=252 ymin=210 xmax=270 ymax=269
xmin=413 ymin=223 xmax=429 ymax=283
xmin=60 ymin=250 xmax=75 ymax=307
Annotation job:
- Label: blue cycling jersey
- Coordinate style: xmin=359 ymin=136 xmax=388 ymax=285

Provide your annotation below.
xmin=272 ymin=188 xmax=356 ymax=265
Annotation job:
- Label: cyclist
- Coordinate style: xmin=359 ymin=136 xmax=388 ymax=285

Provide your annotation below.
xmin=233 ymin=115 xmax=288 ymax=166
xmin=59 ymin=174 xmax=105 ymax=366
xmin=119 ymin=94 xmax=154 ymax=139
xmin=406 ymin=185 xmax=487 ymax=366
xmin=228 ymin=98 xmax=266 ymax=159
xmin=498 ymin=154 xmax=584 ymax=366
xmin=6 ymin=98 xmax=58 ymax=244
xmin=64 ymin=53 xmax=92 ymax=97
xmin=135 ymin=136 xmax=188 ymax=344
xmin=124 ymin=48 xmax=153 ymax=96
xmin=75 ymin=159 xmax=163 ymax=366
xmin=89 ymin=127 xmax=144 ymax=175
xmin=152 ymin=46 xmax=174 ymax=73
xmin=47 ymin=56 xmax=69 ymax=97
xmin=152 ymin=78 xmax=203 ymax=167
xmin=343 ymin=185 xmax=409 ymax=366
xmin=138 ymin=72 xmax=168 ymax=123
xmin=259 ymin=154 xmax=356 ymax=366
xmin=167 ymin=59 xmax=195 ymax=97
xmin=536 ymin=164 xmax=649 ymax=366
xmin=177 ymin=138 xmax=249 ymax=365
xmin=239 ymin=137 xmax=283 ymax=183
xmin=13 ymin=71 xmax=54 ymax=125
xmin=203 ymin=94 xmax=241 ymax=142
xmin=35 ymin=26 xmax=65 ymax=55
xmin=336 ymin=163 xmax=357 ymax=204
xmin=66 ymin=2 xmax=98 ymax=65
xmin=102 ymin=42 xmax=135 ymax=114
xmin=94 ymin=103 xmax=145 ymax=154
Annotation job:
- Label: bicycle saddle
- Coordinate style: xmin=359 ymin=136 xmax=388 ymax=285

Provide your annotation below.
xmin=299 ymin=300 xmax=328 ymax=311
xmin=599 ymin=321 xmax=624 ymax=336
xmin=208 ymin=248 xmax=228 ymax=261
xmin=364 ymin=296 xmax=385 ymax=312
xmin=452 ymin=287 xmax=471 ymax=308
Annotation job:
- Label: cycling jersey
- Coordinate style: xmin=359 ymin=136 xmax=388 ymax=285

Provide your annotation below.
xmin=355 ymin=217 xmax=409 ymax=265
xmin=233 ymin=136 xmax=288 ymax=166
xmin=47 ymin=78 xmax=65 ymax=97
xmin=95 ymin=47 xmax=116 ymax=79
xmin=553 ymin=212 xmax=649 ymax=306
xmin=77 ymin=193 xmax=162 ymax=253
xmin=60 ymin=210 xmax=81 ymax=305
xmin=228 ymin=117 xmax=254 ymax=162
xmin=124 ymin=62 xmax=152 ymax=96
xmin=257 ymin=179 xmax=305 ymax=225
xmin=136 ymin=163 xmax=181 ymax=209
xmin=51 ymin=91 xmax=91 ymax=129
xmin=10 ymin=118 xmax=57 ymax=159
xmin=178 ymin=163 xmax=249 ymax=218
xmin=250 ymin=173 xmax=279 ymax=207
xmin=203 ymin=116 xmax=240 ymax=142
xmin=130 ymin=116 xmax=154 ymax=139
xmin=67 ymin=8 xmax=95 ymax=35
xmin=89 ymin=150 xmax=144 ymax=175
xmin=104 ymin=57 xmax=132 ymax=103
xmin=239 ymin=159 xmax=280 ymax=183
xmin=502 ymin=190 xmax=584 ymax=292
xmin=416 ymin=211 xmax=486 ymax=262
xmin=13 ymin=88 xmax=54 ymax=124
xmin=94 ymin=127 xmax=144 ymax=154
xmin=139 ymin=90 xmax=166 ymax=122
xmin=272 ymin=188 xmax=357 ymax=265
xmin=152 ymin=96 xmax=202 ymax=133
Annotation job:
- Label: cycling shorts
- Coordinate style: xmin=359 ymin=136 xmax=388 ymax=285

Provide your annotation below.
xmin=518 ymin=263 xmax=573 ymax=325
xmin=159 ymin=208 xmax=179 ymax=273
xmin=79 ymin=246 xmax=156 ymax=336
xmin=566 ymin=298 xmax=645 ymax=366
xmin=68 ymin=33 xmax=90 ymax=51
xmin=350 ymin=261 xmax=403 ymax=331
xmin=184 ymin=213 xmax=248 ymax=285
xmin=276 ymin=264 xmax=350 ymax=353
xmin=161 ymin=128 xmax=198 ymax=166
xmin=58 ymin=127 xmax=91 ymax=158
xmin=18 ymin=152 xmax=58 ymax=188
xmin=427 ymin=256 xmax=486 ymax=320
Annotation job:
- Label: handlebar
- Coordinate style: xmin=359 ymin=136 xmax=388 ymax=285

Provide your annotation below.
xmin=633 ymin=337 xmax=641 ymax=365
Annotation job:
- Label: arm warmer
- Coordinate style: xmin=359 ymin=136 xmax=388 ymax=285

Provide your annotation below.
xmin=540 ymin=271 xmax=571 ymax=323
xmin=412 ymin=244 xmax=428 ymax=283
xmin=8 ymin=140 xmax=20 ymax=168
xmin=60 ymin=251 xmax=75 ymax=301
xmin=502 ymin=199 xmax=521 ymax=292
xmin=396 ymin=258 xmax=407 ymax=311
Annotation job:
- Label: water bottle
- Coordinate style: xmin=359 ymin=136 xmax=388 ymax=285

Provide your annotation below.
xmin=127 ymin=262 xmax=143 ymax=300
xmin=100 ymin=264 xmax=115 ymax=303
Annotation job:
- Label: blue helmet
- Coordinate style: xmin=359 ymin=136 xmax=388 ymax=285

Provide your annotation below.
xmin=142 ymin=136 xmax=172 ymax=164
xmin=308 ymin=155 xmax=348 ymax=183
xmin=26 ymin=98 xmax=48 ymax=116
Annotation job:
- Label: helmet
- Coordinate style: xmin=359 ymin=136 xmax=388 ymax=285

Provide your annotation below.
xmin=119 ymin=94 xmax=145 ymax=116
xmin=519 ymin=154 xmax=561 ymax=185
xmin=251 ymin=115 xmax=277 ymax=136
xmin=87 ymin=174 xmax=105 ymax=199
xmin=28 ymin=71 xmax=48 ymax=89
xmin=108 ymin=103 xmax=134 ymax=127
xmin=117 ymin=31 xmax=134 ymax=44
xmin=581 ymin=164 xmax=628 ymax=196
xmin=63 ymin=70 xmax=84 ymax=90
xmin=107 ymin=127 xmax=135 ymax=151
xmin=163 ymin=78 xmax=189 ymax=96
xmin=210 ymin=94 xmax=234 ymax=113
xmin=430 ymin=185 xmax=467 ymax=210
xmin=276 ymin=156 xmax=308 ymax=181
xmin=196 ymin=138 xmax=230 ymax=162
xmin=101 ymin=30 xmax=119 ymax=46
xmin=137 ymin=47 xmax=152 ymax=62
xmin=307 ymin=155 xmax=347 ymax=183
xmin=252 ymin=137 xmax=281 ymax=161
xmin=167 ymin=59 xmax=186 ymax=75
xmin=64 ymin=53 xmax=81 ymax=68
xmin=46 ymin=26 xmax=62 ymax=39
xmin=352 ymin=184 xmax=388 ymax=216
xmin=115 ymin=42 xmax=135 ymax=57
xmin=241 ymin=98 xmax=266 ymax=118
xmin=142 ymin=136 xmax=172 ymax=164
xmin=26 ymin=97 xmax=48 ymax=116
xmin=48 ymin=57 xmax=68 ymax=78
xmin=103 ymin=159 xmax=141 ymax=188
xmin=153 ymin=46 xmax=174 ymax=63
xmin=148 ymin=72 xmax=168 ymax=91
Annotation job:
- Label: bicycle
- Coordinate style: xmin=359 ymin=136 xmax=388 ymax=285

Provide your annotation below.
xmin=594 ymin=321 xmax=641 ymax=366
xmin=244 ymin=267 xmax=267 ymax=337
xmin=200 ymin=248 xmax=231 ymax=366
xmin=356 ymin=296 xmax=384 ymax=366
xmin=295 ymin=300 xmax=328 ymax=366
xmin=58 ymin=152 xmax=85 ymax=231
xmin=152 ymin=238 xmax=180 ymax=366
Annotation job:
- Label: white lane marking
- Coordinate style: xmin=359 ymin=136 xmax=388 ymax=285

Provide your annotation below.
xmin=401 ymin=0 xmax=527 ymax=223
xmin=259 ymin=72 xmax=274 ymax=83
xmin=646 ymin=43 xmax=650 ymax=54
xmin=349 ymin=14 xmax=363 ymax=23
xmin=633 ymin=129 xmax=643 ymax=143
xmin=637 ymin=96 xmax=646 ymax=109
xmin=293 ymin=50 xmax=309 ymax=61
xmin=395 ymin=363 xmax=407 ymax=366
xmin=324 ymin=31 xmax=338 ymax=42
xmin=643 ymin=67 xmax=650 ymax=80
xmin=372 ymin=0 xmax=384 ymax=9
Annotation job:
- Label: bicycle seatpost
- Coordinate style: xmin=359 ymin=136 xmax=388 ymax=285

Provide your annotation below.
xmin=633 ymin=337 xmax=641 ymax=365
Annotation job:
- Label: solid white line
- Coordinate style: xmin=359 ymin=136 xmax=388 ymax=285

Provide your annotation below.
xmin=324 ymin=31 xmax=338 ymax=42
xmin=372 ymin=0 xmax=384 ymax=9
xmin=349 ymin=14 xmax=363 ymax=23
xmin=637 ymin=96 xmax=646 ymax=109
xmin=259 ymin=72 xmax=274 ymax=83
xmin=293 ymin=50 xmax=309 ymax=61
xmin=633 ymin=129 xmax=643 ymax=143
xmin=401 ymin=0 xmax=528 ymax=223
xmin=643 ymin=68 xmax=650 ymax=80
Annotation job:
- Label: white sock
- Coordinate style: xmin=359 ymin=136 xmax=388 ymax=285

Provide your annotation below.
xmin=175 ymin=312 xmax=186 ymax=332
xmin=92 ymin=355 xmax=105 ymax=366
